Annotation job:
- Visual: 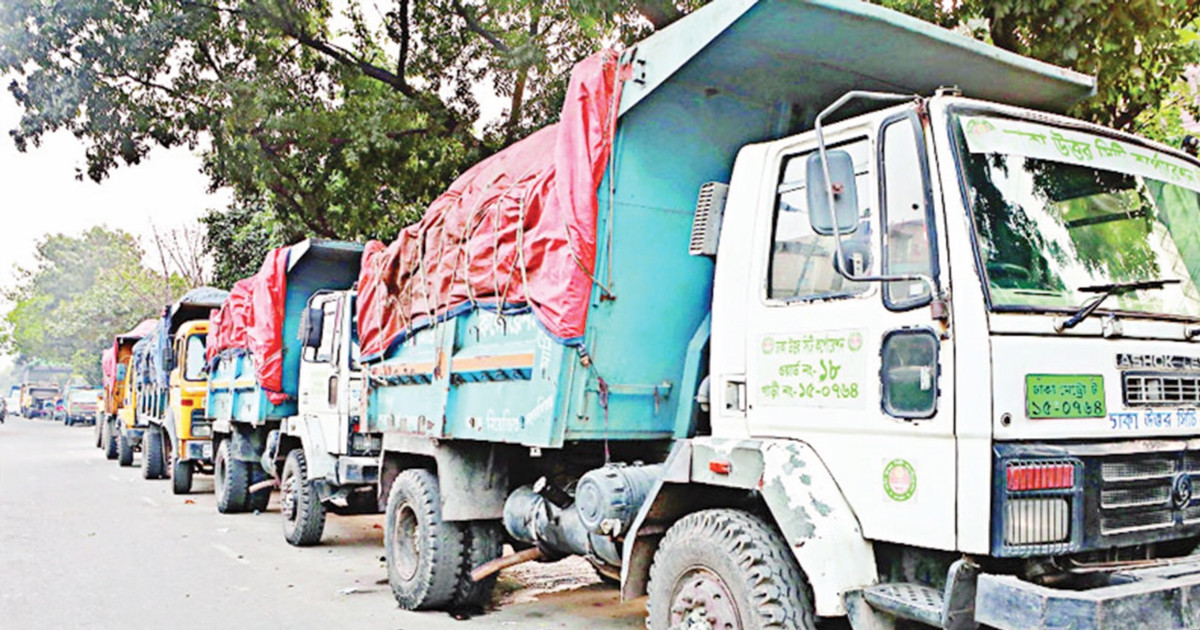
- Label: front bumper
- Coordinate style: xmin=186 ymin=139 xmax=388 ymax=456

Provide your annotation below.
xmin=977 ymin=558 xmax=1200 ymax=629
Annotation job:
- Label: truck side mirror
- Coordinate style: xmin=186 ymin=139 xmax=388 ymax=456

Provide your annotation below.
xmin=806 ymin=150 xmax=859 ymax=236
xmin=303 ymin=307 xmax=324 ymax=349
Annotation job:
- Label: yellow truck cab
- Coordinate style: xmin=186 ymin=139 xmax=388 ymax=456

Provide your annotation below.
xmin=158 ymin=320 xmax=214 ymax=493
xmin=115 ymin=359 xmax=140 ymax=466
xmin=100 ymin=319 xmax=156 ymax=458
xmin=136 ymin=288 xmax=227 ymax=493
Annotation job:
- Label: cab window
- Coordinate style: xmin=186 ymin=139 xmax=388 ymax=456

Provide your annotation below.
xmin=769 ymin=138 xmax=873 ymax=301
xmin=184 ymin=335 xmax=207 ymax=381
xmin=315 ymin=300 xmax=338 ymax=363
xmin=880 ymin=115 xmax=935 ymax=309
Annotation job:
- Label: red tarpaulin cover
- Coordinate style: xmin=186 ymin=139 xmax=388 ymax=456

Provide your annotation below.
xmin=106 ymin=318 xmax=158 ymax=401
xmin=101 ymin=347 xmax=116 ymax=391
xmin=207 ymin=247 xmax=290 ymax=404
xmin=356 ymin=49 xmax=622 ymax=360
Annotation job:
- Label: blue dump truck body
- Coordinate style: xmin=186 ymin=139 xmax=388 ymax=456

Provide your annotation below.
xmin=207 ymin=240 xmax=363 ymax=426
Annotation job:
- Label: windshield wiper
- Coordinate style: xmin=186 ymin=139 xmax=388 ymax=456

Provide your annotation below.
xmin=1055 ymin=279 xmax=1180 ymax=332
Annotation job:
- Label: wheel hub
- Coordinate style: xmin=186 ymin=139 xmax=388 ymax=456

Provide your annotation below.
xmin=669 ymin=568 xmax=739 ymax=630
xmin=281 ymin=474 xmax=297 ymax=521
xmin=393 ymin=504 xmax=419 ymax=581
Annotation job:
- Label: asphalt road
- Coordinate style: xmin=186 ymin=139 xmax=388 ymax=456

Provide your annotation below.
xmin=0 ymin=415 xmax=647 ymax=629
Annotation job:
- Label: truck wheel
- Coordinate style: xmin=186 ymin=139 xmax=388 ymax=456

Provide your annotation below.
xmin=142 ymin=427 xmax=166 ymax=480
xmin=95 ymin=418 xmax=104 ymax=448
xmin=117 ymin=432 xmax=134 ymax=467
xmin=172 ymin=456 xmax=193 ymax=495
xmin=452 ymin=520 xmax=503 ymax=609
xmin=280 ymin=449 xmax=326 ymax=546
xmin=646 ymin=509 xmax=816 ymax=630
xmin=103 ymin=419 xmax=118 ymax=460
xmin=385 ymin=469 xmax=465 ymax=610
xmin=214 ymin=440 xmax=249 ymax=513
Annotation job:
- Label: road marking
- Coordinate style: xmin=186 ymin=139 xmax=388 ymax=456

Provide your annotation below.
xmin=141 ymin=497 xmax=157 ymax=507
xmin=212 ymin=544 xmax=249 ymax=565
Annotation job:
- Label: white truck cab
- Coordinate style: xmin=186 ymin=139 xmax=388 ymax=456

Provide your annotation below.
xmin=271 ymin=290 xmax=375 ymax=546
xmin=627 ymin=92 xmax=1200 ymax=629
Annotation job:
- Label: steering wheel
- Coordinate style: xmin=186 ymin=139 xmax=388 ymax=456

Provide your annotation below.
xmin=987 ymin=262 xmax=1034 ymax=287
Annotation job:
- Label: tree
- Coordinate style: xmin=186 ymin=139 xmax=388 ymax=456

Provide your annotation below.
xmin=0 ymin=227 xmax=185 ymax=385
xmin=150 ymin=220 xmax=212 ymax=288
xmin=0 ymin=1 xmax=702 ymax=247
xmin=200 ymin=204 xmax=293 ymax=288
xmin=874 ymin=0 xmax=1200 ymax=142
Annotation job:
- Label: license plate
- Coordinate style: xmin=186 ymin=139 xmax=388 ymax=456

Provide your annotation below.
xmin=1026 ymin=374 xmax=1106 ymax=419
xmin=192 ymin=441 xmax=213 ymax=460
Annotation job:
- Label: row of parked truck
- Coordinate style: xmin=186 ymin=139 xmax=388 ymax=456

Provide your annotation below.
xmin=84 ymin=2 xmax=1200 ymax=627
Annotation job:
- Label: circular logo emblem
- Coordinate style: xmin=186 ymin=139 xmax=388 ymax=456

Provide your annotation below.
xmin=848 ymin=332 xmax=863 ymax=352
xmin=1173 ymin=474 xmax=1193 ymax=509
xmin=762 ymin=338 xmax=775 ymax=354
xmin=883 ymin=459 xmax=917 ymax=502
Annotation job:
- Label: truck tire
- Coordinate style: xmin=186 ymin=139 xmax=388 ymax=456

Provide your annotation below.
xmin=280 ymin=449 xmax=326 ymax=547
xmin=646 ymin=509 xmax=816 ymax=630
xmin=103 ymin=419 xmax=118 ymax=460
xmin=117 ymin=431 xmax=134 ymax=467
xmin=452 ymin=520 xmax=503 ymax=609
xmin=214 ymin=440 xmax=249 ymax=513
xmin=385 ymin=469 xmax=465 ymax=610
xmin=95 ymin=417 xmax=103 ymax=448
xmin=142 ymin=427 xmax=166 ymax=480
xmin=172 ymin=455 xmax=193 ymax=495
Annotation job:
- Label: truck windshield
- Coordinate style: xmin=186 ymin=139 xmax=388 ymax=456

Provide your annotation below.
xmin=184 ymin=334 xmax=207 ymax=381
xmin=953 ymin=113 xmax=1200 ymax=320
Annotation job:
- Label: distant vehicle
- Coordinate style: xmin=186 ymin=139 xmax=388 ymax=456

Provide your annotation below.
xmin=6 ymin=386 xmax=18 ymax=415
xmin=64 ymin=389 xmax=100 ymax=426
xmin=20 ymin=384 xmax=59 ymax=418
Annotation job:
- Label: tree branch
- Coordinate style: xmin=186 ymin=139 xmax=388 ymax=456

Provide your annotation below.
xmin=450 ymin=1 xmax=510 ymax=53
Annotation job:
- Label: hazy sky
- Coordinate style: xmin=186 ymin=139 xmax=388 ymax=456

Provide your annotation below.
xmin=0 ymin=84 xmax=231 ymax=288
xmin=0 ymin=77 xmax=232 ymax=371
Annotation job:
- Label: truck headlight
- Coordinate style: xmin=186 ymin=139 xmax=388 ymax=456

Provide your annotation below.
xmin=1004 ymin=498 xmax=1070 ymax=545
xmin=190 ymin=410 xmax=212 ymax=437
xmin=998 ymin=460 xmax=1080 ymax=551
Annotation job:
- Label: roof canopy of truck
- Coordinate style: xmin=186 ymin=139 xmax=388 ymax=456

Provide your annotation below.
xmin=619 ymin=0 xmax=1096 ymax=125
xmin=167 ymin=286 xmax=229 ymax=332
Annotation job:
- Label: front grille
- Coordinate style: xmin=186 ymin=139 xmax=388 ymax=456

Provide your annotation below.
xmin=1101 ymin=507 xmax=1175 ymax=535
xmin=1101 ymin=457 xmax=1176 ymax=481
xmin=1100 ymin=485 xmax=1171 ymax=509
xmin=1095 ymin=453 xmax=1199 ymax=542
xmin=1124 ymin=372 xmax=1200 ymax=406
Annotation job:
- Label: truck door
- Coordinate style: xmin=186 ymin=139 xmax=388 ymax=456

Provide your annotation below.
xmin=744 ymin=110 xmax=957 ymax=550
xmin=300 ymin=294 xmax=342 ymax=455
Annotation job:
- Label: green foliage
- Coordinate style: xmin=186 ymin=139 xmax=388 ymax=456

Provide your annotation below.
xmin=0 ymin=1 xmax=703 ymax=250
xmin=200 ymin=205 xmax=292 ymax=288
xmin=1 ymin=227 xmax=183 ymax=386
xmin=872 ymin=1 xmax=1200 ymax=142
